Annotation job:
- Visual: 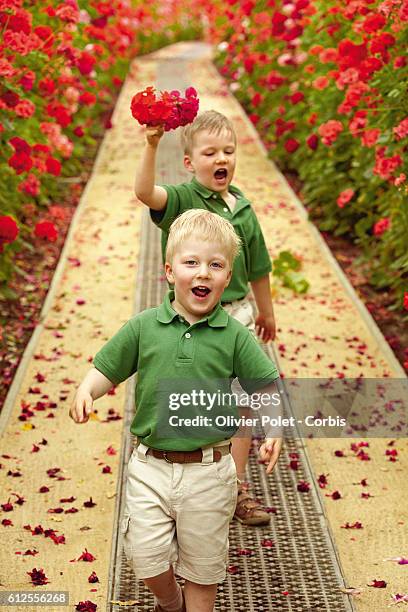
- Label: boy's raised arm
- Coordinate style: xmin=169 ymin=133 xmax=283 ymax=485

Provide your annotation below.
xmin=70 ymin=367 xmax=114 ymax=424
xmin=134 ymin=126 xmax=168 ymax=211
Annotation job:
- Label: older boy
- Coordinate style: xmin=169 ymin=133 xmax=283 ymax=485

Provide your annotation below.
xmin=135 ymin=110 xmax=276 ymax=525
xmin=70 ymin=210 xmax=281 ymax=612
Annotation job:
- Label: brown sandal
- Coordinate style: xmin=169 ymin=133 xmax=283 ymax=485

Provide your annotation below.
xmin=234 ymin=485 xmax=271 ymax=526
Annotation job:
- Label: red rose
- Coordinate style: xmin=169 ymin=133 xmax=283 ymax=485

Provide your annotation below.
xmin=45 ymin=157 xmax=61 ymax=177
xmin=362 ymin=14 xmax=386 ymax=33
xmin=39 ymin=78 xmax=55 ymax=96
xmin=290 ymin=91 xmax=304 ymax=104
xmin=8 ymin=151 xmax=33 ymax=175
xmin=306 ymin=134 xmax=318 ymax=150
xmin=0 ymin=216 xmax=19 ymax=252
xmin=9 ymin=137 xmax=31 ymax=154
xmin=79 ymin=91 xmax=97 ymax=106
xmin=77 ymin=52 xmax=96 ymax=76
xmin=35 ymin=221 xmax=58 ymax=242
xmin=285 ymin=138 xmax=300 ymax=153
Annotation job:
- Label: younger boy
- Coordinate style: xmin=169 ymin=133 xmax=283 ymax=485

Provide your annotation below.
xmin=135 ymin=110 xmax=277 ymax=525
xmin=70 ymin=210 xmax=281 ymax=612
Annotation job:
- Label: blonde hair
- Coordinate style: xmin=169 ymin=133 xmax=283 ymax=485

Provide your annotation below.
xmin=166 ymin=209 xmax=241 ymax=266
xmin=180 ymin=110 xmax=236 ymax=155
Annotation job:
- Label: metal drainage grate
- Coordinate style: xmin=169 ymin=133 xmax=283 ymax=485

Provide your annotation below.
xmin=108 ymin=46 xmax=354 ymax=611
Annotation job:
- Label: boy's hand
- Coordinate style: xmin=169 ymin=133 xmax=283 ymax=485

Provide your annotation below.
xmin=255 ymin=312 xmax=276 ymax=342
xmin=146 ymin=125 xmax=164 ymax=148
xmin=70 ymin=388 xmax=93 ymax=424
xmin=259 ymin=437 xmax=282 ymax=474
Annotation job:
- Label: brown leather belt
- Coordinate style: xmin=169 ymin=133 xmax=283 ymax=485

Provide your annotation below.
xmin=221 ymin=296 xmax=246 ymax=306
xmin=147 ymin=444 xmax=231 ymax=464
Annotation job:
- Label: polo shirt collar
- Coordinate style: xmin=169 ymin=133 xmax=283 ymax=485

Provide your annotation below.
xmin=157 ymin=290 xmax=229 ymax=328
xmin=191 ymin=176 xmax=245 ymax=202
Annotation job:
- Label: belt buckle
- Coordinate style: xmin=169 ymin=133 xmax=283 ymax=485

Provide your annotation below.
xmin=163 ymin=451 xmax=173 ymax=464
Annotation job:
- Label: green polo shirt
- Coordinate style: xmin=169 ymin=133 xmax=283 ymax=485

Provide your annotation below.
xmin=93 ymin=291 xmax=279 ymax=450
xmin=150 ymin=177 xmax=272 ymax=302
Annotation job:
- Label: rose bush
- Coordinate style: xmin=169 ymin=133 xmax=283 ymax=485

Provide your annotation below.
xmin=0 ymin=0 xmax=201 ymax=296
xmin=199 ymin=0 xmax=407 ymax=312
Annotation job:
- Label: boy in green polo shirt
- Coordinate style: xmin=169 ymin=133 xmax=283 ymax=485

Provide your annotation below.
xmin=135 ymin=110 xmax=277 ymax=525
xmin=70 ymin=210 xmax=281 ymax=612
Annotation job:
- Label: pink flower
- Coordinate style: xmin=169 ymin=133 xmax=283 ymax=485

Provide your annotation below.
xmin=393 ymin=117 xmax=408 ymax=140
xmin=361 ymin=129 xmax=380 ymax=147
xmin=14 ymin=99 xmax=36 ymax=118
xmin=373 ymin=218 xmax=391 ymax=236
xmin=318 ymin=120 xmax=343 ymax=146
xmin=313 ymin=76 xmax=329 ymax=90
xmin=337 ymin=189 xmax=354 ymax=208
xmin=394 ymin=173 xmax=406 ymax=186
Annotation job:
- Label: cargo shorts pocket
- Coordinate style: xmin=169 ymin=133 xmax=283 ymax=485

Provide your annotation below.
xmin=120 ymin=514 xmax=130 ymax=535
xmin=215 ymin=454 xmax=237 ymax=485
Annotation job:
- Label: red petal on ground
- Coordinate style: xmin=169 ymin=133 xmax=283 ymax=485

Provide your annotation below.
xmin=106 ymin=445 xmax=117 ymax=455
xmin=326 ymin=490 xmax=342 ymax=500
xmin=75 ymin=601 xmax=97 ymax=612
xmin=297 ymin=481 xmax=310 ymax=492
xmin=317 ymin=474 xmax=329 ymax=488
xmin=341 ymin=522 xmax=363 ymax=529
xmin=2 ymin=519 xmax=13 ymax=526
xmin=23 ymin=549 xmax=38 ymax=556
xmin=88 ymin=571 xmax=99 ymax=583
xmin=27 ymin=568 xmax=49 ymax=585
xmin=368 ymin=579 xmax=387 ymax=588
xmin=60 ymin=496 xmax=76 ymax=503
xmin=83 ymin=497 xmax=97 ymax=508
xmin=78 ymin=549 xmax=96 ymax=562
xmin=237 ymin=548 xmax=254 ymax=556
xmin=261 ymin=539 xmax=274 ymax=548
xmin=102 ymin=466 xmax=112 ymax=474
xmin=39 ymin=486 xmax=50 ymax=493
xmin=227 ymin=565 xmax=240 ymax=574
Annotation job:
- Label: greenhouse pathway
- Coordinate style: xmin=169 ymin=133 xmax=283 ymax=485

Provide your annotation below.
xmin=0 ymin=42 xmax=406 ymax=612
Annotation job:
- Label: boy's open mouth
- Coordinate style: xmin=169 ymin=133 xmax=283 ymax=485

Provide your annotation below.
xmin=192 ymin=286 xmax=211 ymax=298
xmin=214 ymin=168 xmax=227 ymax=180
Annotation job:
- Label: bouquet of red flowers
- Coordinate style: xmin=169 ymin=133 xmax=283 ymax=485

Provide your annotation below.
xmin=130 ymin=86 xmax=199 ymax=131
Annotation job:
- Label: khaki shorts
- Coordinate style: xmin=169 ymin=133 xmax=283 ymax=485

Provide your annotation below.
xmin=121 ymin=441 xmax=237 ymax=584
xmin=222 ymin=296 xmax=256 ymax=334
